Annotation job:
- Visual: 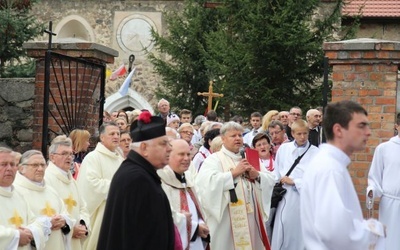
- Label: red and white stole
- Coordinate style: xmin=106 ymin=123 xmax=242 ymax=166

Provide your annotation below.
xmin=180 ymin=187 xmax=209 ymax=250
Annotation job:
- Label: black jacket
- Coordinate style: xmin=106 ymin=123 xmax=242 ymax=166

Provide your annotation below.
xmin=97 ymin=150 xmax=174 ymax=250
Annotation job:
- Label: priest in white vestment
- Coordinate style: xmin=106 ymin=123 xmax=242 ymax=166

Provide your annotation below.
xmin=76 ymin=122 xmax=124 ymax=250
xmin=158 ymin=139 xmax=210 ymax=250
xmin=367 ymin=118 xmax=400 ymax=250
xmin=14 ymin=150 xmax=74 ymax=250
xmin=271 ymin=120 xmax=319 ymax=250
xmin=0 ymin=147 xmax=51 ymax=250
xmin=301 ymin=100 xmax=386 ymax=250
xmin=45 ymin=135 xmax=90 ymax=250
xmin=195 ymin=122 xmax=275 ymax=250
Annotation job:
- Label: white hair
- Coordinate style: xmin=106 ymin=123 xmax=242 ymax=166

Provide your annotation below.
xmin=130 ymin=139 xmax=154 ymax=149
xmin=157 ymin=98 xmax=170 ymax=107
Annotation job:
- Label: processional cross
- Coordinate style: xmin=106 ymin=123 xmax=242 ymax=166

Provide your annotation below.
xmin=197 ymin=80 xmax=224 ymax=111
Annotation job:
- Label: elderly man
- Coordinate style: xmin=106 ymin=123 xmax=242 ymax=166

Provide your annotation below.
xmin=301 ymin=100 xmax=385 ymax=249
xmin=0 ymin=147 xmax=51 ymax=250
xmin=98 ymin=111 xmax=174 ymax=250
xmin=14 ymin=150 xmax=73 ymax=250
xmin=306 ymin=108 xmax=325 ymax=147
xmin=195 ymin=121 xmax=275 ymax=250
xmin=268 ymin=120 xmax=289 ymax=157
xmin=76 ymin=122 xmax=124 ymax=250
xmin=158 ymin=139 xmax=210 ymax=250
xmin=45 ymin=135 xmax=90 ymax=250
xmin=157 ymin=98 xmax=171 ymax=121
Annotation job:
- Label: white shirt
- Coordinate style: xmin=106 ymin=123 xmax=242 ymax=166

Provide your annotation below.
xmin=367 ymin=136 xmax=400 ymax=249
xmin=301 ymin=144 xmax=385 ymax=250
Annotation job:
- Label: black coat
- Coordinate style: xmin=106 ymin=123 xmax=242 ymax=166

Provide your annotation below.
xmin=97 ymin=150 xmax=175 ymax=250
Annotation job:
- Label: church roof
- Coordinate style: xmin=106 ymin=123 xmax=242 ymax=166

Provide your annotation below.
xmin=342 ymin=0 xmax=400 ymax=18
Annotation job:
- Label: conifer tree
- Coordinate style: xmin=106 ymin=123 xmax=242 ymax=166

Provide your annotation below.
xmin=149 ymin=0 xmax=356 ymax=117
xmin=0 ymin=0 xmax=43 ymax=77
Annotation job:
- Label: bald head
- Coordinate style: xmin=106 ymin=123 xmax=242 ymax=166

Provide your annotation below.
xmin=169 ymin=139 xmax=191 ymax=174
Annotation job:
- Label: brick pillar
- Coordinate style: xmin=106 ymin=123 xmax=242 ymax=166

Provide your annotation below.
xmin=24 ymin=42 xmax=118 ymax=151
xmin=324 ymin=38 xmax=399 ymax=216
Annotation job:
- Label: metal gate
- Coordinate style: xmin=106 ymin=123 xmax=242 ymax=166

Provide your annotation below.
xmin=41 ymin=50 xmax=105 ymax=157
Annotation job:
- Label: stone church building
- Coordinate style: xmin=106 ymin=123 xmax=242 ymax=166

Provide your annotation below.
xmin=26 ymin=0 xmax=400 ymax=113
xmin=30 ymin=0 xmax=185 ymax=113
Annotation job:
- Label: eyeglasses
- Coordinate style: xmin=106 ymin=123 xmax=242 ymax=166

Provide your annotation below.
xmin=23 ymin=163 xmax=46 ymax=168
xmin=269 ymin=130 xmax=282 ymax=136
xmin=0 ymin=162 xmax=16 ymax=168
xmin=290 ymin=113 xmax=301 ymax=117
xmin=180 ymin=130 xmax=194 ymax=135
xmin=53 ymin=152 xmax=74 ymax=157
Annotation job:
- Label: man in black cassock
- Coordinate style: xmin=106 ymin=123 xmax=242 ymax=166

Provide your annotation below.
xmin=97 ymin=111 xmax=175 ymax=250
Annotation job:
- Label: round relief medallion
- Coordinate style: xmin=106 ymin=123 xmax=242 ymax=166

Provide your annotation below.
xmin=116 ymin=14 xmax=157 ymax=55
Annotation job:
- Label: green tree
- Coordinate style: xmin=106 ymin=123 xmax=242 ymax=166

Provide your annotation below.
xmin=0 ymin=0 xmax=43 ymax=77
xmin=148 ymin=0 xmax=223 ymax=115
xmin=149 ymin=0 xmax=356 ymax=118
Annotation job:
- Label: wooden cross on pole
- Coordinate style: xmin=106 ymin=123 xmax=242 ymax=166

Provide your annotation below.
xmin=197 ymin=80 xmax=224 ymax=111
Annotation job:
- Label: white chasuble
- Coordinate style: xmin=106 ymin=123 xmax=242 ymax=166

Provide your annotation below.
xmin=14 ymin=172 xmax=74 ymax=250
xmin=195 ymin=146 xmax=274 ymax=250
xmin=0 ymin=186 xmax=51 ymax=250
xmin=45 ymin=161 xmax=91 ymax=250
xmin=76 ymin=142 xmax=124 ymax=250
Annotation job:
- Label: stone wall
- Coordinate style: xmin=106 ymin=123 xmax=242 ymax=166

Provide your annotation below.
xmin=0 ymin=78 xmax=35 ymax=152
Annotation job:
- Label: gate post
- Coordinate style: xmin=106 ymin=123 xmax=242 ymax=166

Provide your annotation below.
xmin=324 ymin=38 xmax=400 ymax=216
xmin=24 ymin=42 xmax=118 ymax=152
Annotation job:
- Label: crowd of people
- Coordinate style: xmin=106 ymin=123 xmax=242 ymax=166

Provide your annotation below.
xmin=0 ymin=98 xmax=397 ymax=249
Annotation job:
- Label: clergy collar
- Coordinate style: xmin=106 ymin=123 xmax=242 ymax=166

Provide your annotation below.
xmin=174 ymin=171 xmax=186 ymax=184
xmin=26 ymin=176 xmax=45 ymax=187
xmin=0 ymin=185 xmax=12 ymax=192
xmin=56 ymin=166 xmax=70 ymax=179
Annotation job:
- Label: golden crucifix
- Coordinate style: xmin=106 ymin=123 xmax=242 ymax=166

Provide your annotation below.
xmin=197 ymin=80 xmax=224 ymax=111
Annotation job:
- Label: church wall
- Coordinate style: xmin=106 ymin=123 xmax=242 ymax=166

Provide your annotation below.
xmin=30 ymin=0 xmax=184 ymax=111
xmin=357 ymin=22 xmax=400 ymax=41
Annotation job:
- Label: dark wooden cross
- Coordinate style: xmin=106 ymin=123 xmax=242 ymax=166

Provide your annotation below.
xmin=197 ymin=80 xmax=224 ymax=111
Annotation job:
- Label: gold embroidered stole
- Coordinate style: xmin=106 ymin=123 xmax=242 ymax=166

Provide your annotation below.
xmin=217 ymin=151 xmax=253 ymax=250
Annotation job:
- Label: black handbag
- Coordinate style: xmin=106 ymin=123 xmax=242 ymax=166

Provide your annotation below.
xmin=270 ymin=143 xmax=311 ymax=208
xmin=270 ymin=183 xmax=287 ymax=208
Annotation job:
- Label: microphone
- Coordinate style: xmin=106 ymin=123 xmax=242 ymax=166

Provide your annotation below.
xmin=229 ymin=144 xmax=251 ymax=203
xmin=239 ymin=143 xmax=250 ymax=159
xmin=239 ymin=147 xmax=246 ymax=159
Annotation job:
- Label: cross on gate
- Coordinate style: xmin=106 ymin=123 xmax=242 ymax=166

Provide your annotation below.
xmin=197 ymin=80 xmax=223 ymax=111
xmin=44 ymin=21 xmax=57 ymax=50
